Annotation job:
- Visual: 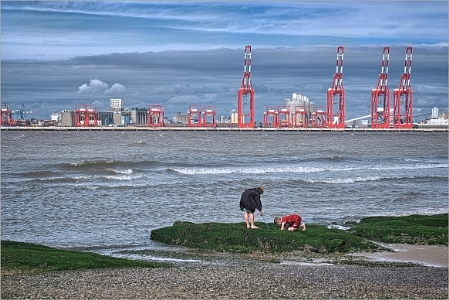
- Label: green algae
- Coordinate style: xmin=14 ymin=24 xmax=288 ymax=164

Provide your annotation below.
xmin=151 ymin=222 xmax=381 ymax=254
xmin=348 ymin=213 xmax=448 ymax=245
xmin=150 ymin=214 xmax=448 ymax=253
xmin=1 ymin=240 xmax=170 ymax=274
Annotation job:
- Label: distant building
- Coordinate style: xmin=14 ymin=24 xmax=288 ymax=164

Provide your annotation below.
xmin=219 ymin=115 xmax=229 ymax=123
xmin=130 ymin=107 xmax=148 ymax=126
xmin=230 ymin=110 xmax=239 ymax=124
xmin=172 ymin=111 xmax=188 ymax=124
xmin=110 ymin=98 xmax=124 ymax=112
xmin=285 ymin=93 xmax=314 ymax=125
xmin=61 ymin=110 xmax=74 ymax=127
xmin=50 ymin=112 xmax=61 ymax=124
xmin=427 ymin=107 xmax=448 ymax=125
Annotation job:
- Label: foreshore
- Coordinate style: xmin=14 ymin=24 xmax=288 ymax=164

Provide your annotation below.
xmin=2 ymin=245 xmax=448 ymax=299
xmin=2 ymin=261 xmax=447 ymax=299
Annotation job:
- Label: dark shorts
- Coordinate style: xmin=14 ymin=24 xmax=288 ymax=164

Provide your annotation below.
xmin=241 ymin=207 xmax=255 ymax=213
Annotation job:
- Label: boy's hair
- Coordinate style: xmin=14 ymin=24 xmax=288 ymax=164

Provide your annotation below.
xmin=255 ymin=185 xmax=264 ymax=194
xmin=274 ymin=217 xmax=281 ymax=224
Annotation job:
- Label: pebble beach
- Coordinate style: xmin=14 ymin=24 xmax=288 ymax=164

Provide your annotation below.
xmin=2 ymin=255 xmax=448 ymax=299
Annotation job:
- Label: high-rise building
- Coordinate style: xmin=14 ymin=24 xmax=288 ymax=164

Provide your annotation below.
xmin=110 ymin=98 xmax=124 ymax=112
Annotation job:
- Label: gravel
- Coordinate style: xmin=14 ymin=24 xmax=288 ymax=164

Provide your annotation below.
xmin=2 ymin=259 xmax=448 ymax=299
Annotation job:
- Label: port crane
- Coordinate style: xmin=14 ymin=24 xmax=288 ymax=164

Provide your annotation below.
xmin=1 ymin=103 xmax=14 ymax=125
xmin=13 ymin=103 xmax=34 ymax=120
xmin=75 ymin=104 xmax=98 ymax=127
xmin=327 ymin=46 xmax=346 ymax=128
xmin=371 ymin=47 xmax=391 ymax=128
xmin=148 ymin=104 xmax=165 ymax=127
xmin=393 ymin=47 xmax=413 ymax=128
xmin=237 ymin=45 xmax=255 ymax=128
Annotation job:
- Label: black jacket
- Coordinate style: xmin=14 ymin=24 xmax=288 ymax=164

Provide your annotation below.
xmin=239 ymin=187 xmax=263 ymax=213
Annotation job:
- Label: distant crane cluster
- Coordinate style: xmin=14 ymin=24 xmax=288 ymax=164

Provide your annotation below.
xmin=234 ymin=45 xmax=413 ymax=129
xmin=370 ymin=46 xmax=414 ymax=129
xmin=2 ymin=46 xmax=415 ymax=129
xmin=174 ymin=45 xmax=413 ymax=129
xmin=1 ymin=103 xmax=34 ymax=126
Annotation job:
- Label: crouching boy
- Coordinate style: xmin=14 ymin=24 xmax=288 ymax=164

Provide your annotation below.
xmin=274 ymin=214 xmax=306 ymax=231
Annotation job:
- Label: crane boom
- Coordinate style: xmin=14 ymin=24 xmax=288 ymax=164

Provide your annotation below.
xmin=393 ymin=47 xmax=413 ymax=128
xmin=237 ymin=45 xmax=255 ymax=128
xmin=326 ymin=46 xmax=346 ymax=128
xmin=371 ymin=47 xmax=391 ymax=128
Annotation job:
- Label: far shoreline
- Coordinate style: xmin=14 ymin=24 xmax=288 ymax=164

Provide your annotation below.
xmin=1 ymin=125 xmax=448 ymax=132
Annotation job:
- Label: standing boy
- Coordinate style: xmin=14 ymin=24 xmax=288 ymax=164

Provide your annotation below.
xmin=274 ymin=214 xmax=306 ymax=231
xmin=239 ymin=186 xmax=264 ymax=229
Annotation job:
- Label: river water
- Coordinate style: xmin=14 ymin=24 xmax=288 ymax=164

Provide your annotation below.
xmin=1 ymin=130 xmax=447 ymax=257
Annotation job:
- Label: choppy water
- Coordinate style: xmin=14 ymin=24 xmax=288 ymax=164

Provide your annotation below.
xmin=1 ymin=131 xmax=448 ymax=256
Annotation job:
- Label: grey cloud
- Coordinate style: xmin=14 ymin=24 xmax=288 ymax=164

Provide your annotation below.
xmin=105 ymin=83 xmax=127 ymax=95
xmin=167 ymin=93 xmax=218 ymax=105
xmin=77 ymin=79 xmax=109 ymax=94
xmin=78 ymin=79 xmax=130 ymax=97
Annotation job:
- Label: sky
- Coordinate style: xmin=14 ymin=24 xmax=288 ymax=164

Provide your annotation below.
xmin=1 ymin=1 xmax=448 ymax=121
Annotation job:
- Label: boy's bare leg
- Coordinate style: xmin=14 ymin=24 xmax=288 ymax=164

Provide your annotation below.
xmin=244 ymin=211 xmax=250 ymax=228
xmin=249 ymin=213 xmax=258 ymax=229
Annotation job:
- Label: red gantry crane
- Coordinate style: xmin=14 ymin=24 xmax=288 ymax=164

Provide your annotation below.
xmin=277 ymin=106 xmax=291 ymax=127
xmin=148 ymin=104 xmax=165 ymax=127
xmin=327 ymin=46 xmax=346 ymax=128
xmin=263 ymin=106 xmax=278 ymax=127
xmin=188 ymin=104 xmax=202 ymax=127
xmin=237 ymin=45 xmax=255 ymax=128
xmin=393 ymin=47 xmax=413 ymax=128
xmin=1 ymin=103 xmax=14 ymax=126
xmin=202 ymin=105 xmax=217 ymax=127
xmin=371 ymin=47 xmax=391 ymax=128
xmin=75 ymin=104 xmax=98 ymax=127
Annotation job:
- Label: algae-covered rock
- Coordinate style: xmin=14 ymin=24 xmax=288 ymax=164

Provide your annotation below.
xmin=151 ymin=214 xmax=448 ymax=254
xmin=150 ymin=222 xmax=382 ymax=254
xmin=173 ymin=221 xmax=195 ymax=226
xmin=350 ymin=213 xmax=448 ymax=245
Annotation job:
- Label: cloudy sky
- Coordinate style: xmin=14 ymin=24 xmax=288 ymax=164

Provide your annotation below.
xmin=1 ymin=1 xmax=447 ymax=121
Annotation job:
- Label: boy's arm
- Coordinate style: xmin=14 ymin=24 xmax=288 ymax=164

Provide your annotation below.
xmin=280 ymin=222 xmax=286 ymax=230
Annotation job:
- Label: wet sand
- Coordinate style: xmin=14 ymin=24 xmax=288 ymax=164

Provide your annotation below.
xmin=350 ymin=243 xmax=448 ymax=268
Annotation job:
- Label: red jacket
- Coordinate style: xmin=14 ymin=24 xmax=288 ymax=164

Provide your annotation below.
xmin=281 ymin=214 xmax=302 ymax=228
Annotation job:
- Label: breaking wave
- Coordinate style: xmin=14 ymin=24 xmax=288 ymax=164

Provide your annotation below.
xmin=59 ymin=159 xmax=165 ymax=171
xmin=171 ymin=163 xmax=447 ymax=175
